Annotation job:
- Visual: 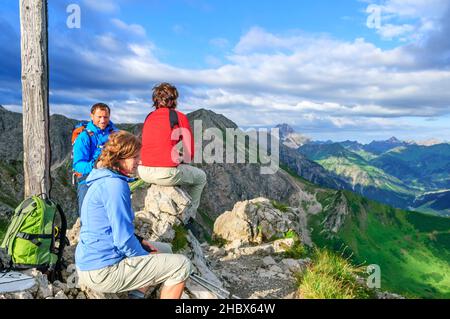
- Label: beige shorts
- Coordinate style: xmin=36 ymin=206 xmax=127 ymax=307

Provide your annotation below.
xmin=77 ymin=241 xmax=192 ymax=294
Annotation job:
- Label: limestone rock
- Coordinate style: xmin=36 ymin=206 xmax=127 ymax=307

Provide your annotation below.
xmin=272 ymin=238 xmax=295 ymax=253
xmin=262 ymin=256 xmax=277 ymax=266
xmin=213 ymin=198 xmax=308 ymax=245
xmin=134 ymin=185 xmax=195 ymax=242
xmin=66 ymin=218 xmax=81 ymax=246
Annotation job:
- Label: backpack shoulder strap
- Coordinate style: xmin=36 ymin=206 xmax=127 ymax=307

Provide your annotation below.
xmin=72 ymin=122 xmax=94 ymax=146
xmin=53 ymin=202 xmax=68 ymax=276
xmin=144 ymin=109 xmax=179 ymax=129
xmin=169 ymin=109 xmax=179 ymax=129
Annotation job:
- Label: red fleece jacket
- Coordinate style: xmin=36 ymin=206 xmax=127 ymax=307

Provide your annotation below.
xmin=140 ymin=108 xmax=194 ymax=167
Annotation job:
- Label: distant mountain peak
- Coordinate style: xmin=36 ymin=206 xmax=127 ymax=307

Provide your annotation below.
xmin=187 ymin=108 xmax=238 ymax=131
xmin=275 ymin=123 xmax=295 ymax=137
xmin=387 ymin=136 xmax=401 ymax=143
xmin=275 ymin=123 xmax=311 ymax=149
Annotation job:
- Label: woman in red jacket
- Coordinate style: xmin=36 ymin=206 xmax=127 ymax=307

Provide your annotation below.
xmin=138 ymin=83 xmax=207 ymax=215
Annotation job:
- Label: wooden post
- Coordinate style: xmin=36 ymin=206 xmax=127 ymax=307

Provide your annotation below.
xmin=20 ymin=0 xmax=51 ymax=198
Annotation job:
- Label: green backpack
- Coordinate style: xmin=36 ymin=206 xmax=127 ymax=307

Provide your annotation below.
xmin=0 ymin=195 xmax=68 ymax=280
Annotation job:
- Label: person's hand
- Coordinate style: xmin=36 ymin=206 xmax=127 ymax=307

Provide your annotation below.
xmin=141 ymin=240 xmax=158 ymax=254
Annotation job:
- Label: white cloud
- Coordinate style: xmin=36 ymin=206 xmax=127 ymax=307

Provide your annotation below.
xmin=234 ymin=26 xmax=310 ymax=54
xmin=379 ymin=0 xmax=446 ymax=19
xmin=111 ymin=18 xmax=146 ymax=36
xmin=205 ymin=55 xmax=223 ymax=67
xmin=51 ymin=25 xmax=450 ymax=128
xmin=377 ymin=23 xmax=415 ymax=40
xmin=365 ymin=0 xmax=448 ymax=41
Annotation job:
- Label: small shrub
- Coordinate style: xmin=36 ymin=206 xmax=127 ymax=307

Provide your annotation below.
xmin=211 ymin=235 xmax=228 ymax=248
xmin=297 ymin=248 xmax=374 ymax=299
xmin=129 ymin=179 xmax=150 ymax=193
xmin=284 ymin=229 xmax=298 ymax=239
xmin=171 ymin=224 xmax=188 ymax=252
xmin=271 ymin=200 xmax=289 ymax=213
xmin=283 ymin=240 xmax=307 ymax=259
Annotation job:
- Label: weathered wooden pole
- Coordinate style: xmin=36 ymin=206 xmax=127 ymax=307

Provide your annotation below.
xmin=20 ymin=0 xmax=51 ymax=198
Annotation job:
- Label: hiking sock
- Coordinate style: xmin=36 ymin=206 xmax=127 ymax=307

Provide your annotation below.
xmin=128 ymin=289 xmax=146 ymax=299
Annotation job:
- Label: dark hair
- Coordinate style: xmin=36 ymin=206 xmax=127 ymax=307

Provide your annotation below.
xmin=91 ymin=103 xmax=111 ymax=115
xmin=152 ymin=83 xmax=179 ymax=109
xmin=97 ymin=131 xmax=141 ymax=171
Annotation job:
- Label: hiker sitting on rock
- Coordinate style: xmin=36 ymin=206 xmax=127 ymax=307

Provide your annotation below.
xmin=75 ymin=131 xmax=192 ymax=299
xmin=138 ymin=82 xmax=207 ymax=216
xmin=72 ymin=103 xmax=118 ymax=215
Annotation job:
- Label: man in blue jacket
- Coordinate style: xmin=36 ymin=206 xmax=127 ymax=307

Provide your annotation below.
xmin=73 ymin=103 xmax=118 ymax=215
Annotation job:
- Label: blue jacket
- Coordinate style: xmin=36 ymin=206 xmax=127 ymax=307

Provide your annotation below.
xmin=73 ymin=121 xmax=118 ymax=181
xmin=75 ymin=168 xmax=148 ymax=271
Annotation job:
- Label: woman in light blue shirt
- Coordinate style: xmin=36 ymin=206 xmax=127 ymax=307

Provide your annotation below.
xmin=75 ymin=131 xmax=192 ymax=299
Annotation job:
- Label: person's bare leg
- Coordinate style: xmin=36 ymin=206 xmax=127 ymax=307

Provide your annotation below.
xmin=160 ymin=281 xmax=186 ymax=299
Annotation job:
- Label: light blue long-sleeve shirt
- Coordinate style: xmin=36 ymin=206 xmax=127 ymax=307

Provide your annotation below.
xmin=75 ymin=168 xmax=148 ymax=271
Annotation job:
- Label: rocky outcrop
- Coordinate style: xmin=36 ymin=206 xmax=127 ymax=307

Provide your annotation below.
xmin=204 ymin=197 xmax=313 ymax=298
xmin=213 ymin=197 xmax=311 ymax=246
xmin=322 ymin=191 xmax=350 ymax=234
xmin=134 ymin=185 xmax=196 ymax=242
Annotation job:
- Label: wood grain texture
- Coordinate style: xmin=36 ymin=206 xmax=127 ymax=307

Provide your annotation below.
xmin=20 ymin=0 xmax=51 ymax=198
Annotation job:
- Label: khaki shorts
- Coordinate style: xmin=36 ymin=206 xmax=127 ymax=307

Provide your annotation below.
xmin=77 ymin=241 xmax=192 ymax=294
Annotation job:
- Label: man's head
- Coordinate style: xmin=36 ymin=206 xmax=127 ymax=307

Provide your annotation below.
xmin=90 ymin=103 xmax=111 ymax=130
xmin=152 ymin=83 xmax=178 ymax=109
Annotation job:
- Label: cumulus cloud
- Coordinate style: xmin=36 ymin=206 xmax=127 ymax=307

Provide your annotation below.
xmin=365 ymin=0 xmax=450 ymax=67
xmin=111 ymin=18 xmax=146 ymax=36
xmin=29 ymin=24 xmax=450 ymax=137
xmin=377 ymin=23 xmax=415 ymax=40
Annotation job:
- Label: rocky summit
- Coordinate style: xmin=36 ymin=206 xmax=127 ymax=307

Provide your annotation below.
xmin=1 ymin=185 xmax=402 ymax=299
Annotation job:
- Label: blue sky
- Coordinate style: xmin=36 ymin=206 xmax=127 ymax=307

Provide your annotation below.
xmin=1 ymin=0 xmax=449 ymax=143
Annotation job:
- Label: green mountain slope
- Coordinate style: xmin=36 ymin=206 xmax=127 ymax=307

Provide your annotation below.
xmin=297 ymin=142 xmax=450 ymax=216
xmin=308 ymin=188 xmax=450 ymax=298
xmin=370 ymin=144 xmax=450 ymax=190
xmin=298 ymin=143 xmax=417 ymax=209
xmin=412 ymin=190 xmax=450 ymax=217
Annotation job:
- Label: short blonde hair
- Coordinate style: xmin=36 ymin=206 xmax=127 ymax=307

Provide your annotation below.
xmin=97 ymin=131 xmax=141 ymax=170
